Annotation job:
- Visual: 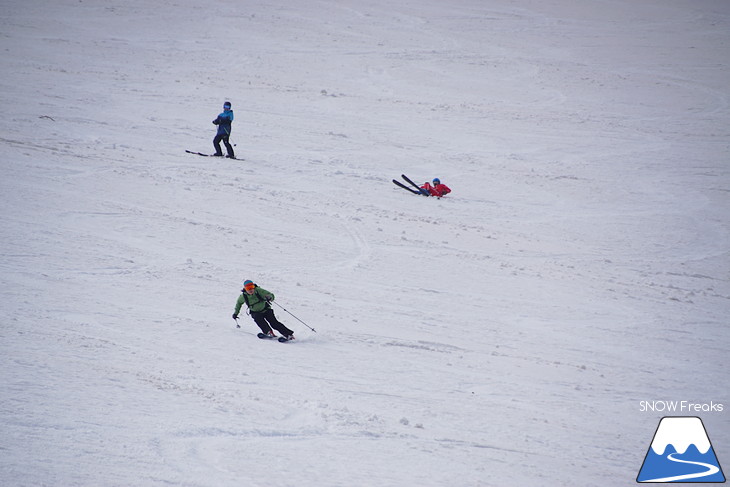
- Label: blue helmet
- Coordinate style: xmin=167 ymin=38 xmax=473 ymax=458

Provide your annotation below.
xmin=433 ymin=178 xmax=440 ymax=185
xmin=223 ymin=101 xmax=232 ymax=109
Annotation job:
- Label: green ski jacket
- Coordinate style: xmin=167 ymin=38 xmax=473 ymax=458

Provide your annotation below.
xmin=235 ymin=285 xmax=275 ymax=315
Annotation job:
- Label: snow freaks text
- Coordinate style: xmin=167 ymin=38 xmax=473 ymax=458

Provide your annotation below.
xmin=639 ymin=401 xmax=724 ymax=413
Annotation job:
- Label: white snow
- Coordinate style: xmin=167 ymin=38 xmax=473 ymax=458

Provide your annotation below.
xmin=650 ymin=417 xmax=711 ymax=455
xmin=1 ymin=0 xmax=729 ymax=486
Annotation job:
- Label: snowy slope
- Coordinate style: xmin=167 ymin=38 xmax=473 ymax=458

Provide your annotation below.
xmin=1 ymin=0 xmax=729 ymax=486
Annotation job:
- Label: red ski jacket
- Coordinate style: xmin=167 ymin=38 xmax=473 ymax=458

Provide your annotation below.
xmin=420 ymin=182 xmax=451 ymax=197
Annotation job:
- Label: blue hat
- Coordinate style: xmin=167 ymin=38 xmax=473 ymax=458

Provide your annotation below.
xmin=433 ymin=178 xmax=440 ymax=184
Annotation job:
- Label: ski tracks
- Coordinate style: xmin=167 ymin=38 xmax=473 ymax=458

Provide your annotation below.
xmin=333 ymin=213 xmax=372 ymax=272
xmin=645 ymin=453 xmax=721 ymax=483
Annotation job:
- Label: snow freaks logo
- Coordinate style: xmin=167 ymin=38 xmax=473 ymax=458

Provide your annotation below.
xmin=637 ymin=417 xmax=726 ymax=483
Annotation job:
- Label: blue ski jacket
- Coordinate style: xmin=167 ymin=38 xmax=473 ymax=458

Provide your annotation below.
xmin=213 ymin=109 xmax=234 ymax=136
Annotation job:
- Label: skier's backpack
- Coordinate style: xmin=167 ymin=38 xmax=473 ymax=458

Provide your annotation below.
xmin=241 ymin=285 xmax=269 ymax=311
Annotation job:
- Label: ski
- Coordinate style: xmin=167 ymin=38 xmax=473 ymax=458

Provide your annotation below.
xmin=401 ymin=174 xmax=429 ymax=196
xmin=393 ymin=179 xmax=422 ymax=195
xmin=257 ymin=332 xmax=294 ymax=343
xmin=186 ymin=150 xmax=213 ymax=157
xmin=186 ymin=150 xmax=242 ymax=160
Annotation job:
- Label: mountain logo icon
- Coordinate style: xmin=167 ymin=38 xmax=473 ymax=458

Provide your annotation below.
xmin=637 ymin=416 xmax=726 ymax=483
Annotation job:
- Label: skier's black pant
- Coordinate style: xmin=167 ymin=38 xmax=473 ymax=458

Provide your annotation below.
xmin=251 ymin=308 xmax=293 ymax=337
xmin=213 ymin=134 xmax=234 ymax=158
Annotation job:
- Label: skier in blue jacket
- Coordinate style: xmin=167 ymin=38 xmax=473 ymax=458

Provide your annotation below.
xmin=213 ymin=101 xmax=235 ymax=158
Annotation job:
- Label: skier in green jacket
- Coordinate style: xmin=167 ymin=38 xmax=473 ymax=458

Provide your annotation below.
xmin=233 ymin=280 xmax=295 ymax=340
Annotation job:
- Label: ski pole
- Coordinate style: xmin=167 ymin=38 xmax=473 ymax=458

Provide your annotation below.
xmin=225 ymin=128 xmax=236 ymax=147
xmin=271 ymin=301 xmax=317 ymax=332
xmin=233 ymin=317 xmax=240 ymax=328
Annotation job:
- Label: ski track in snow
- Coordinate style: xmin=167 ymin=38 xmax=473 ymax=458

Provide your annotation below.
xmin=644 ymin=453 xmax=721 ymax=483
xmin=1 ymin=0 xmax=729 ymax=486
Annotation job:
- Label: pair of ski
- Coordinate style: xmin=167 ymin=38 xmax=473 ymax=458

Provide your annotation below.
xmin=186 ymin=150 xmax=241 ymax=160
xmin=393 ymin=174 xmax=429 ymax=196
xmin=257 ymin=332 xmax=294 ymax=343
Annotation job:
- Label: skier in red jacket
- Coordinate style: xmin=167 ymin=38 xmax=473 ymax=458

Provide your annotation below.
xmin=420 ymin=178 xmax=451 ymax=197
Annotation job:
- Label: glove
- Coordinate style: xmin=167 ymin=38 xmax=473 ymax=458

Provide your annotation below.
xmin=265 ymin=297 xmax=273 ymax=303
xmin=213 ymin=118 xmax=220 ymax=125
xmin=232 ymin=313 xmax=238 ymax=320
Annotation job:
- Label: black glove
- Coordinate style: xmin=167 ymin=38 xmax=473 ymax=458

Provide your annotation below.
xmin=213 ymin=119 xmax=220 ymax=125
xmin=265 ymin=297 xmax=272 ymax=303
xmin=232 ymin=313 xmax=238 ymax=320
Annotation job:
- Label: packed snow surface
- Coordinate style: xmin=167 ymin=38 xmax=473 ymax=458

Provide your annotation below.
xmin=1 ymin=0 xmax=729 ymax=486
